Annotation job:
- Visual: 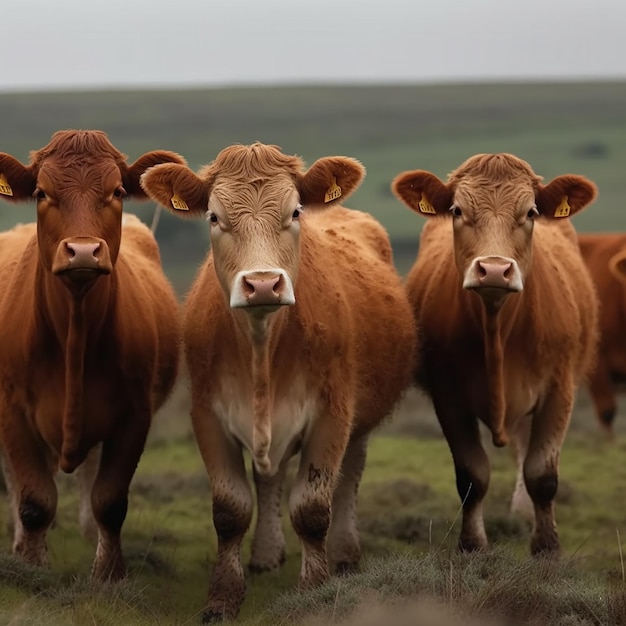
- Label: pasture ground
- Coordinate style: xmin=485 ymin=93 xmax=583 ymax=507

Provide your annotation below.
xmin=1 ymin=384 xmax=626 ymax=625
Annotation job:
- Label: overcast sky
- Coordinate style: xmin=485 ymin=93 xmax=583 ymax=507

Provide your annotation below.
xmin=1 ymin=0 xmax=624 ymax=91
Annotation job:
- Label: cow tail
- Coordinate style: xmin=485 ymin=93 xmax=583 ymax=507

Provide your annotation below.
xmin=252 ymin=348 xmax=272 ymax=475
xmin=483 ymin=311 xmax=509 ymax=447
xmin=60 ymin=300 xmax=87 ymax=473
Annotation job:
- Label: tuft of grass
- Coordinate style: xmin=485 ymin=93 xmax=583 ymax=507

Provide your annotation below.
xmin=268 ymin=547 xmax=626 ymax=626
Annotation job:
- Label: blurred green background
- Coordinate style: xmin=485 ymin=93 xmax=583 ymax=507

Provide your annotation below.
xmin=1 ymin=80 xmax=624 ymax=293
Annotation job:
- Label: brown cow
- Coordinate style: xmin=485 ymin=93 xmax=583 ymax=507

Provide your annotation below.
xmin=392 ymin=153 xmax=598 ymax=556
xmin=0 ymin=130 xmax=182 ymax=580
xmin=140 ymin=142 xmax=416 ymax=622
xmin=578 ymin=232 xmax=626 ymax=435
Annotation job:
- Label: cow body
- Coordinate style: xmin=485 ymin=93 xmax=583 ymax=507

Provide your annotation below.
xmin=0 ymin=131 xmax=182 ymax=579
xmin=141 ymin=143 xmax=416 ymax=622
xmin=578 ymin=232 xmax=626 ymax=434
xmin=393 ymin=154 xmax=598 ymax=556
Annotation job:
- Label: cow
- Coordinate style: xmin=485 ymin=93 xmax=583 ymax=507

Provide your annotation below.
xmin=0 ymin=130 xmax=183 ymax=581
xmin=392 ymin=153 xmax=598 ymax=557
xmin=140 ymin=142 xmax=416 ymax=622
xmin=578 ymin=232 xmax=626 ymax=436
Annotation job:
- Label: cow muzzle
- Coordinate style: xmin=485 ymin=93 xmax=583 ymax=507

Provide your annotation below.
xmin=52 ymin=237 xmax=112 ymax=286
xmin=463 ymin=256 xmax=523 ymax=294
xmin=230 ymin=268 xmax=295 ymax=311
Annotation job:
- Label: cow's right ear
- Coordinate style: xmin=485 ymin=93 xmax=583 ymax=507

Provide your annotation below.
xmin=391 ymin=170 xmax=453 ymax=217
xmin=0 ymin=153 xmax=36 ymax=202
xmin=140 ymin=163 xmax=208 ymax=218
xmin=609 ymin=250 xmax=626 ymax=285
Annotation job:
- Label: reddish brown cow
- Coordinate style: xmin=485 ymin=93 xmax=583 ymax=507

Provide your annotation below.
xmin=140 ymin=142 xmax=416 ymax=622
xmin=578 ymin=232 xmax=626 ymax=435
xmin=393 ymin=154 xmax=598 ymax=556
xmin=0 ymin=130 xmax=182 ymax=580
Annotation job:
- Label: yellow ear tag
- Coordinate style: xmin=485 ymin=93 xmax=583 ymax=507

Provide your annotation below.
xmin=554 ymin=196 xmax=570 ymax=218
xmin=324 ymin=177 xmax=342 ymax=203
xmin=418 ymin=196 xmax=436 ymax=214
xmin=171 ymin=193 xmax=189 ymax=211
xmin=0 ymin=173 xmax=13 ymax=197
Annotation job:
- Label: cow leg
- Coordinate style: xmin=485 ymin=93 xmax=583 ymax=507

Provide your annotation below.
xmin=90 ymin=405 xmax=151 ymax=582
xmin=288 ymin=409 xmax=351 ymax=590
xmin=588 ymin=358 xmax=616 ymax=435
xmin=249 ymin=461 xmax=287 ymax=574
xmin=434 ymin=397 xmax=490 ymax=552
xmin=77 ymin=444 xmax=101 ymax=543
xmin=0 ymin=423 xmax=57 ymax=567
xmin=509 ymin=416 xmax=534 ymax=521
xmin=194 ymin=411 xmax=252 ymax=623
xmin=524 ymin=383 xmax=573 ymax=556
xmin=327 ymin=433 xmax=368 ymax=575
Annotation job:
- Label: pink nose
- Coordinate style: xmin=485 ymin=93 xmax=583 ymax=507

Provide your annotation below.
xmin=477 ymin=261 xmax=512 ymax=288
xmin=66 ymin=241 xmax=101 ymax=269
xmin=243 ymin=274 xmax=283 ymax=305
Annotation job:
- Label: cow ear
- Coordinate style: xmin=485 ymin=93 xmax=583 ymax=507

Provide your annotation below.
xmin=609 ymin=250 xmax=626 ymax=285
xmin=0 ymin=153 xmax=36 ymax=202
xmin=123 ymin=150 xmax=188 ymax=199
xmin=392 ymin=170 xmax=452 ymax=217
xmin=299 ymin=156 xmax=365 ymax=208
xmin=536 ymin=175 xmax=597 ymax=219
xmin=140 ymin=163 xmax=208 ymax=218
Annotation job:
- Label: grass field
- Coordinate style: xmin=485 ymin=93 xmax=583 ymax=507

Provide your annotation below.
xmin=1 ymin=81 xmax=625 ymax=288
xmin=1 ymin=81 xmax=626 ymax=624
xmin=1 ymin=384 xmax=626 ymax=625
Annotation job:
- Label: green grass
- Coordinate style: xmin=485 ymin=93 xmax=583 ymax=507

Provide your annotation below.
xmin=1 ymin=81 xmax=626 ymax=291
xmin=1 ymin=387 xmax=626 ymax=624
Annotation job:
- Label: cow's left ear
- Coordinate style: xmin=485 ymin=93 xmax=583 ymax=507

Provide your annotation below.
xmin=123 ymin=150 xmax=188 ymax=199
xmin=299 ymin=156 xmax=365 ymax=208
xmin=0 ymin=153 xmax=36 ymax=202
xmin=609 ymin=250 xmax=626 ymax=285
xmin=536 ymin=175 xmax=598 ymax=219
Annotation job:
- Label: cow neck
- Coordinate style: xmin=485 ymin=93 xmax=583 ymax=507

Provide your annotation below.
xmin=237 ymin=308 xmax=288 ymax=476
xmin=39 ymin=266 xmax=114 ymax=473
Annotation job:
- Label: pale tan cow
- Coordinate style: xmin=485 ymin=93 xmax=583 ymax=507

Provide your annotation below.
xmin=393 ymin=153 xmax=598 ymax=556
xmin=141 ymin=142 xmax=416 ymax=621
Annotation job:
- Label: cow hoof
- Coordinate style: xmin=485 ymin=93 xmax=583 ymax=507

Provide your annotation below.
xmin=201 ymin=606 xmax=238 ymax=624
xmin=334 ymin=560 xmax=359 ymax=576
xmin=457 ymin=536 xmax=488 ymax=553
xmin=530 ymin=535 xmax=560 ymax=557
xmin=248 ymin=550 xmax=286 ymax=575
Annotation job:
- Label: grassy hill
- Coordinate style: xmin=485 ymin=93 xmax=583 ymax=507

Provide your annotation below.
xmin=1 ymin=81 xmax=625 ymax=290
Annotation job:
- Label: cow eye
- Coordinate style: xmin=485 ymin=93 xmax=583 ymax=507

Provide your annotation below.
xmin=35 ymin=189 xmax=46 ymax=200
xmin=113 ymin=187 xmax=126 ymax=199
xmin=527 ymin=207 xmax=539 ymax=219
xmin=450 ymin=206 xmax=462 ymax=217
xmin=292 ymin=205 xmax=302 ymax=220
xmin=209 ymin=212 xmax=218 ymax=225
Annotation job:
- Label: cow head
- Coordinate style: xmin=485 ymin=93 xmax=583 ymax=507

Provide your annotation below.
xmin=141 ymin=142 xmax=364 ymax=319
xmin=0 ymin=130 xmax=186 ymax=296
xmin=393 ymin=153 xmax=597 ymax=309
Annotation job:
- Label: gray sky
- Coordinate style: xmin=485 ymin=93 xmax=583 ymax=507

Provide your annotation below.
xmin=1 ymin=0 xmax=624 ymax=91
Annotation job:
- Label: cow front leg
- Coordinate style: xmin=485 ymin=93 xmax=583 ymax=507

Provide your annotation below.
xmin=525 ymin=382 xmax=573 ymax=556
xmin=434 ymin=396 xmax=490 ymax=552
xmin=0 ymin=417 xmax=57 ymax=567
xmin=90 ymin=405 xmax=151 ymax=582
xmin=193 ymin=409 xmax=252 ymax=623
xmin=327 ymin=433 xmax=368 ymax=575
xmin=249 ymin=460 xmax=288 ymax=574
xmin=289 ymin=406 xmax=351 ymax=590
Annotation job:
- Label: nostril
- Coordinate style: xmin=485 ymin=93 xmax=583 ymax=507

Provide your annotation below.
xmin=478 ymin=262 xmax=487 ymax=278
xmin=242 ymin=277 xmax=255 ymax=296
xmin=272 ymin=274 xmax=283 ymax=295
xmin=502 ymin=263 xmax=512 ymax=279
